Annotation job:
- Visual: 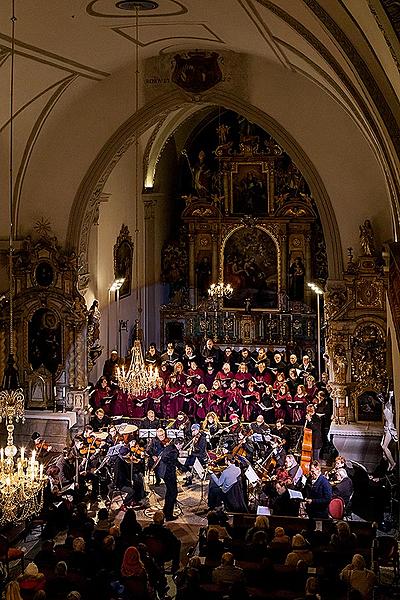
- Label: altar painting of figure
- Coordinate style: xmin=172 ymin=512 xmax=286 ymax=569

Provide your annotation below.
xmin=223 ymin=228 xmax=278 ymax=309
xmin=357 ymin=390 xmax=383 ymax=422
xmin=232 ymin=164 xmax=268 ymax=215
xmin=28 ymin=308 xmax=62 ymax=374
xmin=114 ymin=225 xmax=134 ymax=299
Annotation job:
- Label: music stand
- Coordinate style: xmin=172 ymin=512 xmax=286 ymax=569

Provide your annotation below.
xmin=105 ymin=444 xmax=125 ymax=507
xmin=166 ymin=429 xmax=184 ymax=439
xmin=139 ymin=429 xmax=157 ymax=439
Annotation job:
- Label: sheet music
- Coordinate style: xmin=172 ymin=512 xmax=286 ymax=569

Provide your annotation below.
xmin=193 ymin=457 xmax=205 ymax=479
xmin=288 ymin=489 xmax=303 ymax=499
xmin=245 ymin=465 xmax=261 ymax=485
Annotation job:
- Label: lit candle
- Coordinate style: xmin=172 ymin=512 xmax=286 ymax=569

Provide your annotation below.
xmin=345 ymin=396 xmax=349 ymax=407
xmin=39 ymin=463 xmax=44 ymax=479
xmin=0 ymin=448 xmax=3 ymax=464
xmin=20 ymin=447 xmax=25 ymax=462
xmin=335 ymin=398 xmax=339 ymax=408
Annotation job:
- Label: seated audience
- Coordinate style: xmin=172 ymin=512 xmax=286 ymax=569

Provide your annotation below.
xmin=248 ymin=530 xmax=269 ymax=561
xmin=285 ymin=534 xmax=313 ymax=568
xmin=46 ymin=562 xmax=76 ymax=600
xmin=245 ymin=515 xmax=270 ymax=543
xmin=142 ymin=510 xmax=181 ymax=572
xmin=119 ymin=507 xmax=143 ymax=551
xmin=5 ymin=581 xmax=23 ymax=600
xmin=329 ymin=520 xmax=358 ymax=551
xmin=212 ymin=552 xmax=245 ymax=589
xmin=175 ymin=559 xmax=202 ymax=600
xmin=67 ymin=537 xmax=89 ymax=576
xmin=120 ymin=546 xmax=152 ymax=600
xmin=332 ymin=468 xmax=354 ymax=507
xmin=34 ymin=539 xmax=57 ymax=576
xmin=340 ymin=554 xmax=377 ymax=600
xmin=302 ymin=576 xmax=322 ymax=600
xmin=205 ymin=527 xmax=225 ymax=562
xmin=270 ymin=526 xmax=290 ymax=548
xmin=17 ymin=562 xmax=46 ymax=600
xmin=206 ymin=509 xmax=232 ymax=540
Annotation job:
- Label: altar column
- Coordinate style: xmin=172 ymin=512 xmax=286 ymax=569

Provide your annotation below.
xmin=188 ymin=233 xmax=195 ymax=307
xmin=280 ymin=228 xmax=287 ymax=308
xmin=143 ymin=193 xmax=162 ymax=346
xmin=212 ymin=233 xmax=218 ymax=282
xmin=305 ymin=231 xmax=312 ymax=303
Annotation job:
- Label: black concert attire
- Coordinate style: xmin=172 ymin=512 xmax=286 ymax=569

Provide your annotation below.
xmin=160 ymin=443 xmax=181 ymax=521
xmin=160 ymin=350 xmax=180 ymax=369
xmin=272 ymin=487 xmax=300 ymax=516
xmin=90 ymin=413 xmax=111 ymax=431
xmin=181 ymin=352 xmax=200 ymax=372
xmin=271 ymin=444 xmax=286 ymax=468
xmin=208 ymin=462 xmax=247 ymax=512
xmin=332 ymin=476 xmax=353 ymax=506
xmin=306 ymin=414 xmax=323 ymax=461
xmin=272 ymin=424 xmax=291 ymax=449
xmin=299 ymin=361 xmax=316 ymax=382
xmin=103 ymin=356 xmax=120 ymax=384
xmin=221 ymin=349 xmax=238 ymax=370
xmin=203 ymin=420 xmax=222 ymax=449
xmin=145 ymin=349 xmax=161 ymax=369
xmin=201 ymin=345 xmax=222 ymax=371
xmin=141 ymin=416 xmax=161 ymax=430
xmin=147 ymin=438 xmax=167 ymax=485
xmin=113 ymin=454 xmax=146 ymax=507
xmin=172 ymin=415 xmax=192 ymax=440
xmin=270 ymin=358 xmax=287 ymax=374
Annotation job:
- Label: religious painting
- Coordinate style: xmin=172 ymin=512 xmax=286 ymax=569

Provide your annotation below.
xmin=356 ymin=390 xmax=383 ymax=423
xmin=28 ymin=308 xmax=62 ymax=374
xmin=231 ymin=163 xmax=269 ymax=215
xmin=223 ymin=227 xmax=278 ymax=309
xmin=289 ymin=253 xmax=305 ymax=301
xmin=114 ymin=224 xmax=133 ymax=299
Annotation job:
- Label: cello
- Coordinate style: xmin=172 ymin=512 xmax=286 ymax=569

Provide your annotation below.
xmin=300 ymin=411 xmax=313 ymax=475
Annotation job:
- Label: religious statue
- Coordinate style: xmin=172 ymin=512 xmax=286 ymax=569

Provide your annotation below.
xmin=216 ymin=123 xmax=230 ymax=145
xmin=182 ymin=149 xmax=211 ymax=198
xmin=359 ymin=219 xmax=375 ymax=256
xmin=379 ymin=392 xmax=398 ymax=471
xmin=289 ymin=256 xmax=305 ymax=301
xmin=87 ymin=299 xmax=102 ymax=371
xmin=332 ymin=344 xmax=348 ymax=384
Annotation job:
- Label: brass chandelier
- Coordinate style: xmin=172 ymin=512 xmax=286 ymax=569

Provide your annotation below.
xmin=0 ymin=0 xmax=46 ymax=526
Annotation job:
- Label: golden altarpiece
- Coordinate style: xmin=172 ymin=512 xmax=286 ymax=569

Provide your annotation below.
xmin=0 ymin=230 xmax=89 ymax=415
xmin=160 ymin=113 xmax=389 ymax=425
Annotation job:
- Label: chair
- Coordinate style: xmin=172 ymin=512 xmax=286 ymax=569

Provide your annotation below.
xmin=328 ymin=497 xmax=344 ymax=520
xmin=0 ymin=534 xmax=25 ymax=578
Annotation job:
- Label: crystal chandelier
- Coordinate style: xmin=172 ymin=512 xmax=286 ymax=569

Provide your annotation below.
xmin=0 ymin=0 xmax=47 ymax=526
xmin=208 ymin=282 xmax=234 ymax=299
xmin=116 ymin=340 xmax=158 ymax=395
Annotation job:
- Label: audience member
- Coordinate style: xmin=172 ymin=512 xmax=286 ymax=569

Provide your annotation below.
xmin=142 ymin=510 xmax=181 ymax=572
xmin=245 ymin=515 xmax=270 ymax=543
xmin=212 ymin=552 xmax=245 ymax=589
xmin=119 ymin=507 xmax=143 ymax=550
xmin=205 ymin=527 xmax=225 ymax=562
xmin=340 ymin=554 xmax=377 ymax=600
xmin=120 ymin=546 xmax=152 ymax=600
xmin=46 ymin=562 xmax=76 ymax=600
xmin=285 ymin=534 xmax=313 ymax=568
xmin=4 ymin=581 xmax=23 ymax=600
xmin=34 ymin=539 xmax=57 ymax=576
xmin=270 ymin=526 xmax=290 ymax=547
xmin=17 ymin=562 xmax=46 ymax=600
xmin=329 ymin=520 xmax=357 ymax=552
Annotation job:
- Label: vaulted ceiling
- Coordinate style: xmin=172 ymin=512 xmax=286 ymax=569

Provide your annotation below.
xmin=0 ymin=1 xmax=399 ymax=270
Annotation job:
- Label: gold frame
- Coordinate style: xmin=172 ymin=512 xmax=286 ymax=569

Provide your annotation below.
xmin=229 ymin=161 xmax=272 ymax=214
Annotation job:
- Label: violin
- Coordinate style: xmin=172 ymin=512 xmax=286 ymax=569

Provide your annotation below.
xmin=79 ymin=435 xmax=101 ymax=455
xmin=36 ymin=440 xmax=52 ymax=454
xmin=127 ymin=443 xmax=145 ymax=463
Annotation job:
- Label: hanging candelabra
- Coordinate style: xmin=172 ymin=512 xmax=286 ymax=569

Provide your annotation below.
xmin=116 ymin=340 xmax=158 ymax=395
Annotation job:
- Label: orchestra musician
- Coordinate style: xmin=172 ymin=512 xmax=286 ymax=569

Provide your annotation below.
xmin=29 ymin=432 xmax=53 ymax=459
xmin=171 ymin=411 xmax=191 ymax=440
xmin=90 ymin=407 xmax=111 ymax=431
xmin=331 ymin=467 xmax=353 ymax=507
xmin=250 ymin=414 xmax=271 ymax=451
xmin=305 ymin=404 xmax=323 ymax=461
xmin=208 ymin=454 xmax=247 ymax=512
xmin=183 ymin=423 xmax=208 ymax=486
xmin=272 ymin=418 xmax=291 ymax=448
xmin=147 ymin=428 xmax=169 ymax=486
xmin=141 ymin=408 xmax=160 ymax=431
xmin=159 ymin=439 xmax=182 ymax=521
xmin=202 ymin=412 xmax=222 ymax=449
xmin=113 ymin=444 xmax=146 ymax=510
xmin=284 ymin=454 xmax=304 ymax=488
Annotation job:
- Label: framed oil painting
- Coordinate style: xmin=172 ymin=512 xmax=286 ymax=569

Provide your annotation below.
xmin=223 ymin=227 xmax=278 ymax=309
xmin=231 ymin=163 xmax=269 ymax=215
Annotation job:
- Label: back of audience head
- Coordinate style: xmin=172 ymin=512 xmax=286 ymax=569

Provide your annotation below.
xmin=102 ymin=535 xmax=116 ymax=551
xmin=4 ymin=581 xmax=23 ymax=600
xmin=55 ymin=561 xmax=68 ymax=576
xmin=66 ymin=593 xmax=81 ymax=600
xmin=305 ymin=576 xmax=320 ymax=599
xmin=207 ymin=527 xmax=220 ymax=542
xmin=72 ymin=537 xmax=85 ymax=552
xmin=97 ymin=507 xmax=109 ymax=521
xmin=254 ymin=515 xmax=269 ymax=530
xmin=292 ymin=534 xmax=308 ymax=549
xmin=221 ymin=552 xmax=234 ymax=566
xmin=153 ymin=510 xmax=165 ymax=525
xmin=351 ymin=554 xmax=366 ymax=570
xmin=188 ymin=556 xmax=202 ymax=569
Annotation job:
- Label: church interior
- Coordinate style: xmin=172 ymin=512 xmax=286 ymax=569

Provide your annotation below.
xmin=0 ymin=1 xmax=399 ymax=599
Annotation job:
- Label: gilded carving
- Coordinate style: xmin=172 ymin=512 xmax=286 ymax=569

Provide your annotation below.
xmin=351 ymin=323 xmax=386 ymax=388
xmin=356 ymin=279 xmax=384 ymax=308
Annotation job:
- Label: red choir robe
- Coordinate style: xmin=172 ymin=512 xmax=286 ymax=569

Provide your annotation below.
xmin=287 ymin=393 xmax=308 ymax=424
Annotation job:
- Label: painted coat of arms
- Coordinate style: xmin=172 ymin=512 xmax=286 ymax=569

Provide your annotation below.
xmin=172 ymin=51 xmax=222 ymax=93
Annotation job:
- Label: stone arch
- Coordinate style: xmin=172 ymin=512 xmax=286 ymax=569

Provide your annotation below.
xmin=67 ymin=88 xmax=343 ymax=287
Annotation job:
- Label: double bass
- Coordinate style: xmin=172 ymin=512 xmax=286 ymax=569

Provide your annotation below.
xmin=300 ymin=413 xmax=313 ymax=475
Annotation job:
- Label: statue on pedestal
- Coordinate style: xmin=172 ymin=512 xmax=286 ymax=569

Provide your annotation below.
xmin=359 ymin=219 xmax=375 ymax=256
